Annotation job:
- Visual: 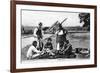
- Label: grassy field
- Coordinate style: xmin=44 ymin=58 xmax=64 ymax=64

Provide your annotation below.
xmin=21 ymin=32 xmax=90 ymax=61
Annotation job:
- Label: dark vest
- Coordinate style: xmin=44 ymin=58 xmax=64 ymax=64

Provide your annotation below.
xmin=36 ymin=28 xmax=42 ymax=39
xmin=44 ymin=43 xmax=53 ymax=50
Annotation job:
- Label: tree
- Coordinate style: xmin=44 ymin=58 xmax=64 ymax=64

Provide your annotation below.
xmin=79 ymin=13 xmax=90 ymax=31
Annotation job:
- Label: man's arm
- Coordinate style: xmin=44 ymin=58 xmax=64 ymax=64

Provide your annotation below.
xmin=34 ymin=28 xmax=38 ymax=37
xmin=32 ymin=47 xmax=40 ymax=53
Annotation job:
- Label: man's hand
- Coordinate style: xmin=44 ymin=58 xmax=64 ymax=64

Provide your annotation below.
xmin=39 ymin=50 xmax=45 ymax=55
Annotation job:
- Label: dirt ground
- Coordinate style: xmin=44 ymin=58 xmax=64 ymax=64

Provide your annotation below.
xmin=21 ymin=32 xmax=90 ymax=61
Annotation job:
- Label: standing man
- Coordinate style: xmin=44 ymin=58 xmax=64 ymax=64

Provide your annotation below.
xmin=55 ymin=23 xmax=68 ymax=53
xmin=34 ymin=22 xmax=44 ymax=51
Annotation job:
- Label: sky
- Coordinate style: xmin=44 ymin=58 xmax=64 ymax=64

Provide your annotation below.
xmin=22 ymin=10 xmax=84 ymax=27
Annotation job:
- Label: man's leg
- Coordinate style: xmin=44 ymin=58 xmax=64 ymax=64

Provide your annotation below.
xmin=47 ymin=49 xmax=55 ymax=55
xmin=32 ymin=53 xmax=41 ymax=58
xmin=56 ymin=43 xmax=60 ymax=50
xmin=26 ymin=55 xmax=32 ymax=60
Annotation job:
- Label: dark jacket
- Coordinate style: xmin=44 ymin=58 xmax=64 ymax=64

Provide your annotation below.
xmin=44 ymin=42 xmax=53 ymax=50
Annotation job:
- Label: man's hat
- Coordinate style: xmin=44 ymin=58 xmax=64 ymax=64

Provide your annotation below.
xmin=39 ymin=22 xmax=42 ymax=26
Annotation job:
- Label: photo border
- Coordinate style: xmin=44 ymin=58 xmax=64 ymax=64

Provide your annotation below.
xmin=10 ymin=0 xmax=97 ymax=72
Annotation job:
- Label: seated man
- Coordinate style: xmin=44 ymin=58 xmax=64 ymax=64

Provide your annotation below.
xmin=43 ymin=38 xmax=55 ymax=56
xmin=54 ymin=40 xmax=74 ymax=58
xmin=60 ymin=40 xmax=72 ymax=55
xmin=59 ymin=40 xmax=76 ymax=58
xmin=26 ymin=41 xmax=42 ymax=59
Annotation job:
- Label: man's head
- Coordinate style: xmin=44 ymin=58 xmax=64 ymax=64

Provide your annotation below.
xmin=32 ymin=41 xmax=37 ymax=47
xmin=58 ymin=23 xmax=62 ymax=30
xmin=38 ymin=22 xmax=42 ymax=28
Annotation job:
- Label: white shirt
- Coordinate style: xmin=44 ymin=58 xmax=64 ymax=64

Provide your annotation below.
xmin=34 ymin=28 xmax=38 ymax=37
xmin=27 ymin=45 xmax=40 ymax=58
xmin=55 ymin=30 xmax=64 ymax=35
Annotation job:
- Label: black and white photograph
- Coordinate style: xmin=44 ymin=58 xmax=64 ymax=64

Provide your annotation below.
xmin=21 ymin=10 xmax=90 ymax=61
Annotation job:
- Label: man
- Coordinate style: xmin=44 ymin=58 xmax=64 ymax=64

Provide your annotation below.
xmin=59 ymin=40 xmax=76 ymax=58
xmin=55 ymin=23 xmax=68 ymax=51
xmin=60 ymin=40 xmax=72 ymax=55
xmin=26 ymin=41 xmax=41 ymax=59
xmin=38 ymin=38 xmax=55 ymax=59
xmin=44 ymin=38 xmax=55 ymax=56
xmin=36 ymin=22 xmax=43 ymax=40
xmin=34 ymin=22 xmax=44 ymax=51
